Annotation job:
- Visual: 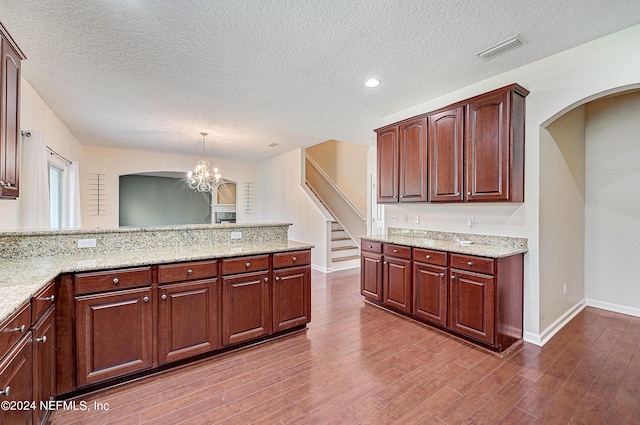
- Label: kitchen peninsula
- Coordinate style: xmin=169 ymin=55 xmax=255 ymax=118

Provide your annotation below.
xmin=0 ymin=223 xmax=313 ymax=425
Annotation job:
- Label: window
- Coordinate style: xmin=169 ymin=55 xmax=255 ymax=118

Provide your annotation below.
xmin=48 ymin=162 xmax=64 ymax=229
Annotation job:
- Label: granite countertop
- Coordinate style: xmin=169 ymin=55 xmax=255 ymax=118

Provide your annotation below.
xmin=361 ymin=234 xmax=528 ymax=258
xmin=0 ymin=240 xmax=313 ymax=325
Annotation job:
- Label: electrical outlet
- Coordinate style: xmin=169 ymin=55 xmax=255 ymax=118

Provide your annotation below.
xmin=77 ymin=238 xmax=96 ymax=248
xmin=563 ymin=283 xmax=567 ymax=295
xmin=402 ymin=214 xmax=408 ymax=223
xmin=391 ymin=215 xmax=398 ymax=223
xmin=414 ymin=214 xmax=420 ymax=224
xmin=231 ymin=231 xmax=242 ymax=239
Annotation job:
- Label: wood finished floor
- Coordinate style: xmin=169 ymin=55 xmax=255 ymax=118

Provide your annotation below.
xmin=48 ymin=268 xmax=640 ymax=425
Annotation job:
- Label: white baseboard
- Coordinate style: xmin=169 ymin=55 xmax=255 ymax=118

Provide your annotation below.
xmin=585 ymin=298 xmax=640 ymax=318
xmin=523 ymin=300 xmax=586 ymax=346
xmin=312 ymin=264 xmax=331 ymax=273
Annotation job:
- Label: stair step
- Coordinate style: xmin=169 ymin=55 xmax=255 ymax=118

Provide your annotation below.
xmin=331 ymin=236 xmax=351 ymax=242
xmin=332 ymin=255 xmax=361 ymax=262
xmin=331 ymin=245 xmax=358 ymax=252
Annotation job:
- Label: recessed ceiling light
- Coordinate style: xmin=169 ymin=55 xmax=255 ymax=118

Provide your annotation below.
xmin=365 ymin=78 xmax=381 ymax=88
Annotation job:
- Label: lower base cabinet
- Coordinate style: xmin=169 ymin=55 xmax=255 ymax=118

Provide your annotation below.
xmin=448 ymin=269 xmax=495 ymax=345
xmin=222 ymin=270 xmax=271 ymax=346
xmin=75 ymin=287 xmax=153 ymax=386
xmin=0 ymin=336 xmax=33 ymax=425
xmin=413 ymin=262 xmax=447 ymax=327
xmin=273 ymin=265 xmax=311 ymax=332
xmin=32 ymin=307 xmax=56 ymax=425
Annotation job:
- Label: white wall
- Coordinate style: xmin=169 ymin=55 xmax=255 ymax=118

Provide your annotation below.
xmin=378 ymin=23 xmax=640 ymax=338
xmin=81 ymin=145 xmax=258 ymax=228
xmin=539 ymin=106 xmax=586 ymax=330
xmin=257 ymin=149 xmax=329 ymax=271
xmin=0 ymin=78 xmax=82 ymax=231
xmin=585 ymin=91 xmax=640 ymax=316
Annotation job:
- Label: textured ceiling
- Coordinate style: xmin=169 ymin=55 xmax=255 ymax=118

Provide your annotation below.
xmin=0 ymin=0 xmax=639 ymax=162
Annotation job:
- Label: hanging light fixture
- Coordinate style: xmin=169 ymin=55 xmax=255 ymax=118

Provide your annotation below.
xmin=187 ymin=132 xmax=222 ymax=192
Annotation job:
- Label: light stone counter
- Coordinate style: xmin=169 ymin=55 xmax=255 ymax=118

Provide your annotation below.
xmin=0 ymin=223 xmax=313 ymax=325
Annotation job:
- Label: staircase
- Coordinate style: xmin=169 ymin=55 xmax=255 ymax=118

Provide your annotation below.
xmin=330 ymin=221 xmax=360 ymax=271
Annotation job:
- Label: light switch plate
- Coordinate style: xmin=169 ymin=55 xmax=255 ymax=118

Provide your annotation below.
xmin=77 ymin=238 xmax=96 ymax=248
xmin=231 ymin=232 xmax=242 ymax=239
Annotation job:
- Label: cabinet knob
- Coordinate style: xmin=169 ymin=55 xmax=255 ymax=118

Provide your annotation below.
xmin=439 ymin=273 xmax=445 ymax=277
xmin=187 ymin=269 xmax=193 ymax=275
xmin=467 ymin=261 xmax=473 ymax=267
xmin=43 ymin=295 xmax=55 ymax=302
xmin=383 ymin=261 xmax=388 ymax=265
xmin=36 ymin=335 xmax=47 ymax=344
xmin=0 ymin=386 xmax=10 ymax=397
xmin=143 ymin=296 xmax=150 ymax=302
xmin=112 ymin=278 xmax=119 ymax=285
xmin=451 ymin=275 xmax=455 ymax=279
xmin=292 ymin=257 xmax=297 ymax=262
xmin=393 ymin=195 xmax=397 ymax=198
xmin=245 ymin=262 xmax=251 ymax=268
xmin=426 ymin=255 xmax=431 ymax=259
xmin=161 ymin=294 xmax=167 ymax=300
xmin=368 ymin=245 xmax=372 ymax=249
xmin=467 ymin=192 xmax=471 ymax=196
xmin=275 ymin=277 xmax=280 ymax=282
xmin=264 ymin=277 xmax=269 ymax=282
xmin=393 ymin=249 xmax=398 ymax=253
xmin=11 ymin=324 xmax=26 ymax=333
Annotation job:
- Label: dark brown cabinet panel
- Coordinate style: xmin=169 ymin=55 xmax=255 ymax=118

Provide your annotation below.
xmin=448 ymin=269 xmax=495 ymax=345
xmin=428 ymin=107 xmax=464 ymax=202
xmin=32 ymin=307 xmax=55 ymax=425
xmin=376 ymin=127 xmax=399 ymax=202
xmin=399 ymin=117 xmax=428 ymax=202
xmin=0 ymin=28 xmax=24 ymax=199
xmin=158 ymin=279 xmax=219 ymax=364
xmin=0 ymin=335 xmax=32 ymax=425
xmin=222 ymin=271 xmax=271 ymax=346
xmin=383 ymin=256 xmax=412 ymax=313
xmin=75 ymin=287 xmax=153 ymax=386
xmin=273 ymin=265 xmax=311 ymax=332
xmin=361 ymin=252 xmax=383 ymax=301
xmin=413 ymin=262 xmax=447 ymax=326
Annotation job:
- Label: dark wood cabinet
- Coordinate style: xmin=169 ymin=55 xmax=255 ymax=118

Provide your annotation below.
xmin=382 ymin=244 xmax=412 ymax=313
xmin=465 ymin=85 xmax=527 ymax=202
xmin=361 ymin=251 xmax=383 ymax=301
xmin=75 ymin=287 xmax=153 ymax=386
xmin=413 ymin=262 xmax=448 ymax=327
xmin=0 ymin=335 xmax=32 ymax=425
xmin=428 ymin=106 xmax=464 ymax=202
xmin=32 ymin=306 xmax=55 ymax=425
xmin=376 ymin=127 xmax=399 ymax=202
xmin=273 ymin=265 xmax=311 ymax=332
xmin=158 ymin=279 xmax=219 ymax=364
xmin=448 ymin=269 xmax=495 ymax=344
xmin=222 ymin=270 xmax=271 ymax=346
xmin=0 ymin=24 xmax=25 ymax=199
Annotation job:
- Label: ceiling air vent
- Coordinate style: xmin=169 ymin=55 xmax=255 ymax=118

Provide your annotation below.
xmin=475 ymin=35 xmax=523 ymax=61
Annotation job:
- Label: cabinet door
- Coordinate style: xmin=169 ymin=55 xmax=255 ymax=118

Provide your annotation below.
xmin=75 ymin=287 xmax=153 ymax=386
xmin=361 ymin=252 xmax=383 ymax=301
xmin=428 ymin=107 xmax=464 ymax=202
xmin=465 ymin=90 xmax=510 ymax=201
xmin=222 ymin=271 xmax=270 ymax=346
xmin=158 ymin=279 xmax=219 ymax=364
xmin=376 ymin=127 xmax=399 ymax=203
xmin=273 ymin=266 xmax=311 ymax=332
xmin=399 ymin=117 xmax=428 ymax=202
xmin=0 ymin=335 xmax=32 ymax=425
xmin=0 ymin=37 xmax=21 ymax=198
xmin=383 ymin=257 xmax=412 ymax=313
xmin=449 ymin=269 xmax=495 ymax=345
xmin=32 ymin=307 xmax=55 ymax=425
xmin=413 ymin=262 xmax=447 ymax=326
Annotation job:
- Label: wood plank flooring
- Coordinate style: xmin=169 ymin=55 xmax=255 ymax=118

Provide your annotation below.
xmin=48 ymin=268 xmax=640 ymax=424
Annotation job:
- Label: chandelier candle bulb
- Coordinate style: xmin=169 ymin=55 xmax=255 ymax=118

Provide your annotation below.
xmin=187 ymin=132 xmax=223 ymax=193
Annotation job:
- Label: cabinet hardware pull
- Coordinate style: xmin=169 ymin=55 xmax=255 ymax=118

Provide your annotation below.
xmin=451 ymin=275 xmax=455 ymax=279
xmin=36 ymin=335 xmax=47 ymax=343
xmin=368 ymin=245 xmax=372 ymax=248
xmin=143 ymin=296 xmax=149 ymax=302
xmin=393 ymin=249 xmax=398 ymax=253
xmin=264 ymin=277 xmax=268 ymax=282
xmin=275 ymin=277 xmax=280 ymax=281
xmin=112 ymin=278 xmax=119 ymax=284
xmin=187 ymin=269 xmax=193 ymax=275
xmin=43 ymin=295 xmax=55 ymax=302
xmin=292 ymin=257 xmax=297 ymax=262
xmin=393 ymin=195 xmax=397 ymax=198
xmin=161 ymin=294 xmax=167 ymax=300
xmin=245 ymin=262 xmax=251 ymax=268
xmin=467 ymin=192 xmax=471 ymax=195
xmin=467 ymin=262 xmax=473 ymax=266
xmin=383 ymin=261 xmax=387 ymax=265
xmin=426 ymin=255 xmax=431 ymax=259
xmin=0 ymin=386 xmax=10 ymax=397
xmin=11 ymin=324 xmax=26 ymax=333
xmin=439 ymin=273 xmax=445 ymax=277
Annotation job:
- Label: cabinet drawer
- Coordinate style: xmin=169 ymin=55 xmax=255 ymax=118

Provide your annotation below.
xmin=273 ymin=250 xmax=310 ymax=268
xmin=222 ymin=255 xmax=269 ymax=276
xmin=413 ymin=248 xmax=447 ymax=266
xmin=75 ymin=267 xmax=152 ymax=295
xmin=450 ymin=254 xmax=494 ymax=275
xmin=0 ymin=302 xmax=31 ymax=357
xmin=383 ymin=243 xmax=411 ymax=260
xmin=361 ymin=240 xmax=382 ymax=253
xmin=31 ymin=281 xmax=56 ymax=324
xmin=158 ymin=260 xmax=218 ymax=284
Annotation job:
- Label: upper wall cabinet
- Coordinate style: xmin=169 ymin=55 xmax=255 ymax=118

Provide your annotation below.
xmin=0 ymin=22 xmax=26 ymax=199
xmin=376 ymin=116 xmax=428 ymax=203
xmin=376 ymin=84 xmax=529 ymax=203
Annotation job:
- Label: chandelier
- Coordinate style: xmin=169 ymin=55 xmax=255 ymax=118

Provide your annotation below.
xmin=187 ymin=132 xmax=222 ymax=192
